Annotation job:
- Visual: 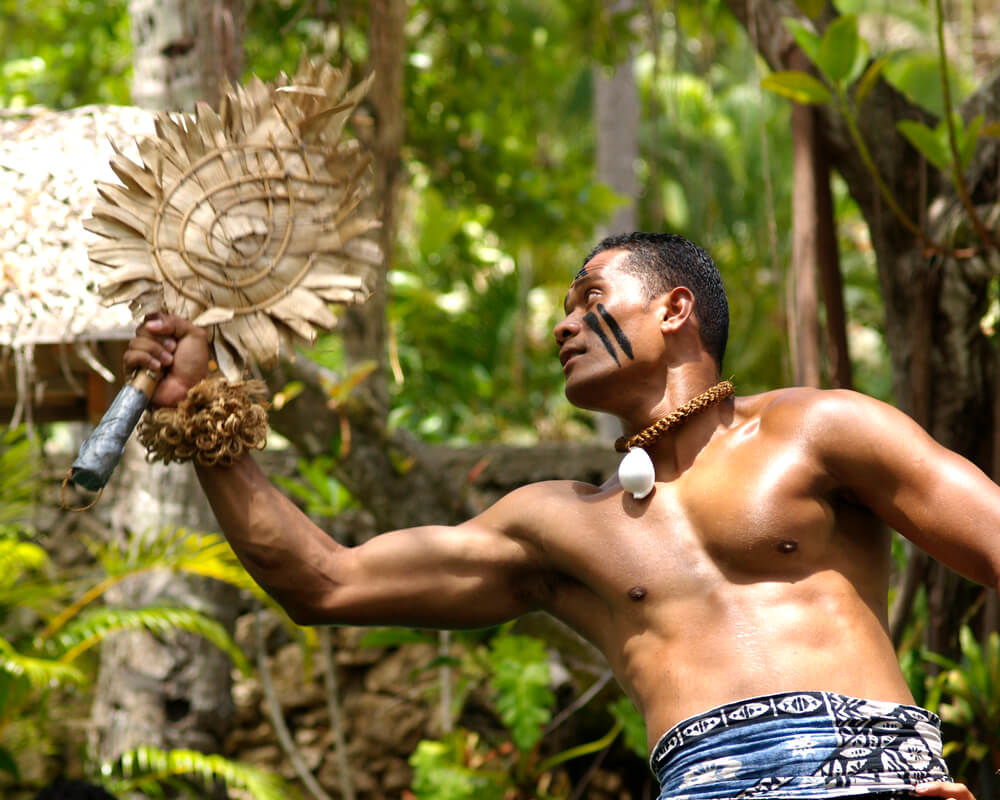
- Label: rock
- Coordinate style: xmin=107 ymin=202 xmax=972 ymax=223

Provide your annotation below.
xmin=232 ymin=675 xmax=262 ymax=723
xmin=363 ymin=643 xmax=438 ymax=697
xmin=239 ymin=744 xmax=282 ymax=768
xmin=271 ymin=643 xmax=325 ymax=710
xmin=343 ymin=693 xmax=430 ymax=754
xmin=333 ymin=626 xmax=386 ymax=666
xmin=224 ymin=721 xmax=273 ymax=752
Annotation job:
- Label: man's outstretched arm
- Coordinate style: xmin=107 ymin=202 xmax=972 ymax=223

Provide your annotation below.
xmin=195 ymin=454 xmax=551 ymax=627
xmin=809 ymin=389 xmax=1000 ymax=589
xmin=125 ymin=313 xmax=552 ymax=629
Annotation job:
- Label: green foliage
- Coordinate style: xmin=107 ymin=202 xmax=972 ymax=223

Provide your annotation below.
xmin=50 ymin=606 xmax=251 ymax=675
xmin=923 ymin=625 xmax=1000 ymax=771
xmin=882 ymin=51 xmax=974 ymax=119
xmin=0 ymin=0 xmax=131 ymax=109
xmin=409 ymin=629 xmax=644 ymax=798
xmin=761 ymin=71 xmax=832 ymax=105
xmin=273 ymin=456 xmax=358 ymax=518
xmin=0 ymin=427 xmax=38 ymax=536
xmin=0 ymin=428 xmax=284 ymax=796
xmin=897 ymin=113 xmax=984 ymax=173
xmin=103 ymin=745 xmax=298 ymax=800
xmin=608 ymin=695 xmax=647 ymax=759
xmin=486 ymin=633 xmax=556 ymax=752
xmin=409 ymin=734 xmax=508 ymax=800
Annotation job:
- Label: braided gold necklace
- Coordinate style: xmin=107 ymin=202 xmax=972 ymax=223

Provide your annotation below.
xmin=616 ymin=380 xmax=734 ymax=499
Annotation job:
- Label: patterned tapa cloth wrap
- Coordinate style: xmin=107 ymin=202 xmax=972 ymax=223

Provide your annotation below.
xmin=650 ymin=691 xmax=950 ymax=800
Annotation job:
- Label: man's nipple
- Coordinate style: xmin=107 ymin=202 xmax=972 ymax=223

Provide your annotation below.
xmin=777 ymin=540 xmax=798 ymax=554
xmin=628 ymin=586 xmax=647 ymax=602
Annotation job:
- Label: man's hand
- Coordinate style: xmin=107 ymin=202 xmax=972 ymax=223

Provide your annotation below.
xmin=123 ymin=313 xmax=210 ymax=408
xmin=915 ymin=780 xmax=977 ymax=800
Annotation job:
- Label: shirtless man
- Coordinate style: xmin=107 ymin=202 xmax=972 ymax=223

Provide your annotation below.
xmin=125 ymin=232 xmax=990 ymax=799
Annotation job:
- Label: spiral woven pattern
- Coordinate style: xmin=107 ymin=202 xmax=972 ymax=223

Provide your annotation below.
xmin=86 ymin=57 xmax=379 ymax=380
xmin=614 ymin=380 xmax=734 ymax=453
xmin=138 ymin=376 xmax=268 ymax=466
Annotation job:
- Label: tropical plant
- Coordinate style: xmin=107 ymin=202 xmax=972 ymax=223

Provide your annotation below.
xmin=405 ymin=626 xmax=646 ymax=799
xmin=0 ymin=427 xmax=296 ymax=797
xmin=923 ymin=625 xmax=1000 ymax=777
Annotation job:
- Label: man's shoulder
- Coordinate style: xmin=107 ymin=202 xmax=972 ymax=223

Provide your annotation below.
xmin=734 ymin=386 xmax=908 ymax=452
xmin=737 ymin=386 xmax=887 ymax=425
xmin=474 ymin=479 xmax=607 ymax=539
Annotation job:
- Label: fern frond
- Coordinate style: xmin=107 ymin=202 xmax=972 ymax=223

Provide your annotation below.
xmin=103 ymin=746 xmax=298 ymax=800
xmin=52 ymin=606 xmax=251 ymax=675
xmin=0 ymin=540 xmax=49 ymax=589
xmin=0 ymin=638 xmax=85 ymax=689
xmin=0 ymin=427 xmax=39 ymax=530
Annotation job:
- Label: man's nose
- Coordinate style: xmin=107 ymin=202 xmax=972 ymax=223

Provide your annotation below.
xmin=553 ymin=315 xmax=580 ymax=345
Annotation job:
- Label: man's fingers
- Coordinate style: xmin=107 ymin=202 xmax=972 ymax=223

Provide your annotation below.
xmin=142 ymin=312 xmax=206 ymax=341
xmin=915 ymin=780 xmax=976 ymax=800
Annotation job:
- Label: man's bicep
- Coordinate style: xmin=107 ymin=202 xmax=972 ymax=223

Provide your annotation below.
xmin=817 ymin=391 xmax=1000 ymax=586
xmin=311 ymin=520 xmax=548 ymax=628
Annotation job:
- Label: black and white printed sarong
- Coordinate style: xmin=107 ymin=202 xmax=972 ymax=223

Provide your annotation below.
xmin=650 ymin=691 xmax=950 ymax=799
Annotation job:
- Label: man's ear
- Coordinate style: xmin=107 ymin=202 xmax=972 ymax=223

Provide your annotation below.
xmin=660 ymin=286 xmax=695 ymax=334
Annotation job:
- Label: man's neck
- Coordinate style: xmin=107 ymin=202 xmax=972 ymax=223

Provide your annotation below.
xmin=619 ymin=371 xmax=732 ymax=478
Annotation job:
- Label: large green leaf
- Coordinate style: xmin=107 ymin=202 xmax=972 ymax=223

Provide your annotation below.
xmin=761 ymin=71 xmax=832 ymax=105
xmin=817 ymin=14 xmax=866 ymax=86
xmin=883 ymin=50 xmax=974 ymax=118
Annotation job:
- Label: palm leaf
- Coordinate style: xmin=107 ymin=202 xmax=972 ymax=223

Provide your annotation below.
xmin=103 ymin=746 xmax=298 ymax=800
xmin=0 ymin=638 xmax=85 ymax=689
xmin=51 ymin=606 xmax=251 ymax=675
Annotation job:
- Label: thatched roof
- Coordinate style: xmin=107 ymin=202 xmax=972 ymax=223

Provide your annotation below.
xmin=0 ymin=104 xmax=160 ymax=424
xmin=0 ymin=104 xmax=156 ymax=351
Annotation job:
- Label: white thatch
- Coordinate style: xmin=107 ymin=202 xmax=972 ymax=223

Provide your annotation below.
xmin=0 ymin=104 xmax=156 ymax=351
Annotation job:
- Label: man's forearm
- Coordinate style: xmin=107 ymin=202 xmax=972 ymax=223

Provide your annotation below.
xmin=194 ymin=454 xmax=344 ymax=624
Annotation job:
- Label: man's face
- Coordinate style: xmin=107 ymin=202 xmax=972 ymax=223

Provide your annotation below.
xmin=554 ymin=249 xmax=665 ymax=410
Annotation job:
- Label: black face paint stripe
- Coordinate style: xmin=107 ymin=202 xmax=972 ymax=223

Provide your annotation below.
xmin=584 ymin=311 xmax=620 ymax=366
xmin=597 ymin=304 xmax=634 ymax=360
xmin=574 ymin=265 xmax=588 ymax=280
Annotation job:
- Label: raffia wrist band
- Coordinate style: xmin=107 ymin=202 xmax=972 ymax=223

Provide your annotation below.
xmin=137 ymin=375 xmax=269 ymax=467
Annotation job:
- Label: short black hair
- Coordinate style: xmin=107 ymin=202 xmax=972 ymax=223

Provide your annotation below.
xmin=584 ymin=232 xmax=729 ymax=369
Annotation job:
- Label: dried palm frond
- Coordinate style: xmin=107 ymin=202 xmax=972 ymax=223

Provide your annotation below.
xmin=85 ymin=57 xmax=379 ymax=379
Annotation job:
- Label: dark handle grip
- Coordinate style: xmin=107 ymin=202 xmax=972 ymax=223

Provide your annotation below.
xmin=69 ymin=371 xmax=160 ymax=492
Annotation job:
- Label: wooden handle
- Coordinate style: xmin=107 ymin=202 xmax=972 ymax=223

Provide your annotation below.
xmin=69 ymin=369 xmax=162 ymax=492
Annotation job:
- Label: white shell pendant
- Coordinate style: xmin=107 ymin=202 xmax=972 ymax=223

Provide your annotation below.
xmin=618 ymin=447 xmax=656 ymax=500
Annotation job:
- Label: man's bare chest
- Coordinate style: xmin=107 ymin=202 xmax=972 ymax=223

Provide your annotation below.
xmin=547 ymin=441 xmax=856 ymax=604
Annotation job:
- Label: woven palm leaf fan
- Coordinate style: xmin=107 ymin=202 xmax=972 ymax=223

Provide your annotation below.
xmin=69 ymin=57 xmax=379 ymax=493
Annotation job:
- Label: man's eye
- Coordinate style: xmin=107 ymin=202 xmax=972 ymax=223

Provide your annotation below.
xmin=584 ymin=288 xmax=600 ymax=301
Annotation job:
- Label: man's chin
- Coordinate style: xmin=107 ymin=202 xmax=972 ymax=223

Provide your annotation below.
xmin=564 ymin=379 xmax=613 ymax=413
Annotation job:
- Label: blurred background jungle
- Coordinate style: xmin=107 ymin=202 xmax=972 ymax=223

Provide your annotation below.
xmin=1 ymin=0 xmax=1000 ymax=797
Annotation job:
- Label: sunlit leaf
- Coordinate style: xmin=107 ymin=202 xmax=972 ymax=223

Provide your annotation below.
xmin=761 ymin=71 xmax=832 ymax=105
xmin=817 ymin=14 xmax=863 ymax=85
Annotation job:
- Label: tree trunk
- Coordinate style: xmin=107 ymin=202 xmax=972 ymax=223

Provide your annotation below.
xmin=790 ymin=88 xmax=822 ymax=388
xmin=593 ymin=0 xmax=638 ymax=439
xmin=93 ymin=2 xmax=246 ymax=784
